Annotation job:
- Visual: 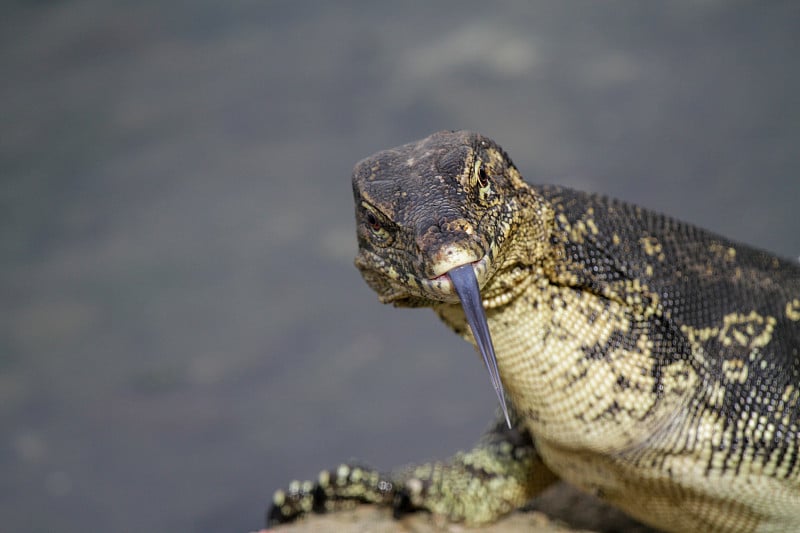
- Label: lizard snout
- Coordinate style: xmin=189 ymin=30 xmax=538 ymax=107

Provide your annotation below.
xmin=427 ymin=244 xmax=481 ymax=278
xmin=415 ymin=217 xmax=484 ymax=279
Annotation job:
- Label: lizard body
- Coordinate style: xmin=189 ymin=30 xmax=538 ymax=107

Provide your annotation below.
xmin=269 ymin=131 xmax=800 ymax=532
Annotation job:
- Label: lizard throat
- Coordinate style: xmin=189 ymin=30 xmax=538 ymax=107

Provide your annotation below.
xmin=480 ymin=265 xmax=535 ymax=309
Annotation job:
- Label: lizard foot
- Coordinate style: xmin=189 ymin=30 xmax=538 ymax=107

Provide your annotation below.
xmin=267 ymin=464 xmax=400 ymax=526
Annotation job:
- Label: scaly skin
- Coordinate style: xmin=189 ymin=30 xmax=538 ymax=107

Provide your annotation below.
xmin=269 ymin=131 xmax=800 ymax=532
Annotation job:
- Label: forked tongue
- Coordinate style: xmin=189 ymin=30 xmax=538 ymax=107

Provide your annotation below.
xmin=447 ymin=264 xmax=512 ymax=428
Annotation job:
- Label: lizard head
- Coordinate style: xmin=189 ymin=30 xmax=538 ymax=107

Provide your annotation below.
xmin=352 ymin=130 xmax=550 ymax=426
xmin=352 ymin=130 xmax=547 ymax=307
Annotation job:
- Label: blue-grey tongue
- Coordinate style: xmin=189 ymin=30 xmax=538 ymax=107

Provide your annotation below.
xmin=447 ymin=264 xmax=512 ymax=428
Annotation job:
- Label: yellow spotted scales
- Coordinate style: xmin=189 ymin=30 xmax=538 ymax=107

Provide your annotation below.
xmin=269 ymin=131 xmax=800 ymax=532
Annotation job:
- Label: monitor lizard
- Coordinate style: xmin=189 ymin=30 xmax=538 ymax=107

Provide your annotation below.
xmin=268 ymin=130 xmax=800 ymax=532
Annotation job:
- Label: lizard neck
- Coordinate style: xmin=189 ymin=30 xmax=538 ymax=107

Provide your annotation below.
xmin=436 ymin=263 xmax=695 ymax=455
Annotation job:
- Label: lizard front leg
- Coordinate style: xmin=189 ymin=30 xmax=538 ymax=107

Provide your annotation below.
xmin=267 ymin=411 xmax=558 ymax=526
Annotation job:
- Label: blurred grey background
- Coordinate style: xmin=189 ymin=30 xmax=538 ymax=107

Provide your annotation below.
xmin=1 ymin=2 xmax=798 ymax=532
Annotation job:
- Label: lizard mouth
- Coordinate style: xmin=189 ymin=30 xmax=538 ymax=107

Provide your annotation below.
xmin=445 ymin=263 xmax=512 ymax=429
xmin=421 ymin=254 xmax=491 ymax=298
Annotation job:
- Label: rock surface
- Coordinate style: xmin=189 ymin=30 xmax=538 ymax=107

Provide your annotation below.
xmin=260 ymin=506 xmax=589 ymax=533
xmin=261 ymin=483 xmax=658 ymax=533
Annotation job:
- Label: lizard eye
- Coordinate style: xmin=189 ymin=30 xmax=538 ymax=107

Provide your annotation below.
xmin=473 ymin=161 xmax=492 ymax=201
xmin=366 ymin=212 xmax=381 ymax=231
xmin=361 ymin=204 xmax=393 ymax=245
xmin=477 ymin=166 xmax=490 ymax=188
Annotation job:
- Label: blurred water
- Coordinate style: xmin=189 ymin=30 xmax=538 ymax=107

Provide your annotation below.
xmin=1 ymin=2 xmax=798 ymax=532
